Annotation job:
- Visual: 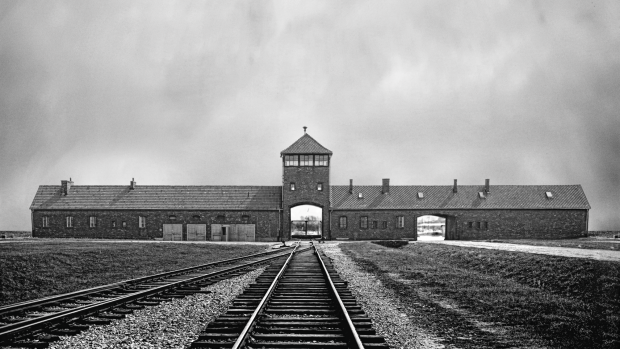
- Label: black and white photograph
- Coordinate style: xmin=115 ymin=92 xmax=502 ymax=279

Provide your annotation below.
xmin=1 ymin=1 xmax=618 ymax=348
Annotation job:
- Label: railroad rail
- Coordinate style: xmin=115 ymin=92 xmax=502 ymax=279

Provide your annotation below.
xmin=0 ymin=245 xmax=305 ymax=348
xmin=190 ymin=243 xmax=389 ymax=348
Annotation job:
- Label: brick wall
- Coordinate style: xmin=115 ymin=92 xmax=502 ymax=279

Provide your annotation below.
xmin=32 ymin=209 xmax=281 ymax=241
xmin=330 ymin=209 xmax=588 ymax=240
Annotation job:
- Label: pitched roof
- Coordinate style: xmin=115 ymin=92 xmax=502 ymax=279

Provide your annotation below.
xmin=330 ymin=185 xmax=590 ymax=210
xmin=30 ymin=186 xmax=282 ymax=210
xmin=281 ymin=133 xmax=333 ymax=155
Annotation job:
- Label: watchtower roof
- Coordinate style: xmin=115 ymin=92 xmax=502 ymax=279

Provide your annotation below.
xmin=280 ymin=133 xmax=332 ymax=156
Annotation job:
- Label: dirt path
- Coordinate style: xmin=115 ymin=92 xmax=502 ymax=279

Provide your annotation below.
xmin=421 ymin=240 xmax=620 ymax=262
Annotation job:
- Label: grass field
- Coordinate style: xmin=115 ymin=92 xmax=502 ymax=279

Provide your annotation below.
xmin=487 ymin=237 xmax=620 ymax=251
xmin=0 ymin=241 xmax=267 ymax=306
xmin=340 ymin=242 xmax=620 ymax=348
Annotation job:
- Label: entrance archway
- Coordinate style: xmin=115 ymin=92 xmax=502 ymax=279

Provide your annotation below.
xmin=417 ymin=215 xmax=446 ymax=241
xmin=290 ymin=204 xmax=322 ymax=238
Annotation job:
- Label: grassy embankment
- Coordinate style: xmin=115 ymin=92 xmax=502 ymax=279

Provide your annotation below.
xmin=341 ymin=242 xmax=619 ymax=349
xmin=487 ymin=237 xmax=619 ymax=251
xmin=0 ymin=241 xmax=266 ymax=306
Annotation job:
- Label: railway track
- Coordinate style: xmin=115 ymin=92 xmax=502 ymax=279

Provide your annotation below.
xmin=190 ymin=243 xmax=389 ymax=348
xmin=0 ymin=245 xmax=303 ymax=348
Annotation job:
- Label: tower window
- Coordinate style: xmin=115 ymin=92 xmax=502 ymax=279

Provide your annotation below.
xmin=339 ymin=216 xmax=347 ymax=229
xmin=284 ymin=155 xmax=299 ymax=166
xmin=317 ymin=182 xmax=323 ymax=191
xmin=300 ymin=155 xmax=313 ymax=166
xmin=315 ymin=155 xmax=328 ymax=166
xmin=290 ymin=182 xmax=296 ymax=191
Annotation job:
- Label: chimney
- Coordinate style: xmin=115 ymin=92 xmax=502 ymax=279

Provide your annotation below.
xmin=61 ymin=178 xmax=73 ymax=196
xmin=382 ymin=178 xmax=390 ymax=194
xmin=349 ymin=179 xmax=353 ymax=194
xmin=485 ymin=179 xmax=490 ymax=194
xmin=453 ymin=179 xmax=458 ymax=193
xmin=130 ymin=178 xmax=136 ymax=190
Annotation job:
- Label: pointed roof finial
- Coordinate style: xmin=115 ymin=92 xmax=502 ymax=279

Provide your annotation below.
xmin=303 ymin=126 xmax=307 ymax=134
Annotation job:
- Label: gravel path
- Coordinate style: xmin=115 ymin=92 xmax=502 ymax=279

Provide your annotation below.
xmin=421 ymin=240 xmax=620 ymax=261
xmin=319 ymin=243 xmax=443 ymax=349
xmin=44 ymin=267 xmax=265 ymax=349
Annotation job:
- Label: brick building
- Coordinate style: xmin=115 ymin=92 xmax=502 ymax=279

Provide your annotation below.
xmin=30 ymin=131 xmax=590 ymax=241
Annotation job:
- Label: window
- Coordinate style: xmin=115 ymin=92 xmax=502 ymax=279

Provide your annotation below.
xmin=216 ymin=215 xmax=225 ymax=221
xmin=193 ymin=215 xmax=201 ymax=220
xmin=483 ymin=221 xmax=489 ymax=230
xmin=315 ymin=155 xmax=328 ymax=166
xmin=546 ymin=191 xmax=553 ymax=199
xmin=360 ymin=216 xmax=368 ymax=229
xmin=468 ymin=222 xmax=473 ymax=229
xmin=122 ymin=221 xmax=127 ymax=228
xmin=242 ymin=215 xmax=250 ymax=221
xmin=89 ymin=216 xmax=97 ymax=228
xmin=300 ymin=155 xmax=313 ymax=166
xmin=417 ymin=192 xmax=424 ymax=199
xmin=372 ymin=221 xmax=378 ymax=229
xmin=139 ymin=216 xmax=146 ymax=228
xmin=111 ymin=221 xmax=116 ymax=228
xmin=339 ymin=216 xmax=347 ymax=229
xmin=397 ymin=216 xmax=405 ymax=228
xmin=66 ymin=216 xmax=73 ymax=228
xmin=169 ymin=215 xmax=177 ymax=220
xmin=476 ymin=221 xmax=481 ymax=229
xmin=317 ymin=183 xmax=323 ymax=191
xmin=284 ymin=155 xmax=299 ymax=166
xmin=42 ymin=216 xmax=49 ymax=228
xmin=290 ymin=182 xmax=296 ymax=191
xmin=382 ymin=221 xmax=387 ymax=229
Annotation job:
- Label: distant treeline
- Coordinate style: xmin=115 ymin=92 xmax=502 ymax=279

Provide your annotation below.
xmin=0 ymin=231 xmax=32 ymax=238
xmin=587 ymin=231 xmax=619 ymax=237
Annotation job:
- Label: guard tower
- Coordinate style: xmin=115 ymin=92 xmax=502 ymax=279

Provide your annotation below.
xmin=281 ymin=128 xmax=332 ymax=239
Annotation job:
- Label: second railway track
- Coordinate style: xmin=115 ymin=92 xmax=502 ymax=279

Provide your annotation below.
xmin=0 ymin=245 xmax=302 ymax=348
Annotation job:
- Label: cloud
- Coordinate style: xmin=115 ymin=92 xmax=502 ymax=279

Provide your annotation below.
xmin=0 ymin=0 xmax=618 ymax=230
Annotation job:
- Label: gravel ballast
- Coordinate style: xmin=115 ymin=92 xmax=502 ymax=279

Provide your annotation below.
xmin=46 ymin=267 xmax=266 ymax=349
xmin=320 ymin=243 xmax=443 ymax=349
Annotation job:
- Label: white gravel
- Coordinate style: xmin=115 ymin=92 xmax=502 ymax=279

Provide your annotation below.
xmin=45 ymin=267 xmax=265 ymax=349
xmin=422 ymin=240 xmax=620 ymax=261
xmin=319 ymin=243 xmax=443 ymax=349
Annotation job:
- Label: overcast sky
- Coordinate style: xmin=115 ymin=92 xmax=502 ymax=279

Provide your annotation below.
xmin=1 ymin=0 xmax=618 ymax=231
